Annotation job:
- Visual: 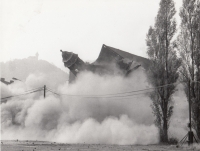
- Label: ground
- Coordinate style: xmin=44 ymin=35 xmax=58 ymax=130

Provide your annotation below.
xmin=1 ymin=140 xmax=200 ymax=151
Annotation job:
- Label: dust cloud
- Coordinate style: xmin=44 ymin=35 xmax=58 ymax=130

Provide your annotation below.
xmin=1 ymin=69 xmax=189 ymax=144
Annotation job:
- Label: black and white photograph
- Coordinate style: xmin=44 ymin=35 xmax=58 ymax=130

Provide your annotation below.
xmin=1 ymin=0 xmax=200 ymax=150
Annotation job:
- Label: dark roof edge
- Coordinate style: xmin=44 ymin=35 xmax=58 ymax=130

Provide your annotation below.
xmin=103 ymin=44 xmax=149 ymax=61
xmin=102 ymin=44 xmax=124 ymax=58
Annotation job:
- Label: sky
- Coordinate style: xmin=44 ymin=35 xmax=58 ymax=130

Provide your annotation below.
xmin=0 ymin=0 xmax=182 ymax=72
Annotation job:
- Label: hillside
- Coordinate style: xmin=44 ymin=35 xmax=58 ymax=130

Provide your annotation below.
xmin=0 ymin=55 xmax=68 ymax=87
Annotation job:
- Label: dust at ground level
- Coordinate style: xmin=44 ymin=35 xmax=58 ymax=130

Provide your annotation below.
xmin=1 ymin=140 xmax=200 ymax=151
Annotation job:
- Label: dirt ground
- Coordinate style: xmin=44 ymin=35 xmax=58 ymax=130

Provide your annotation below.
xmin=1 ymin=140 xmax=200 ymax=151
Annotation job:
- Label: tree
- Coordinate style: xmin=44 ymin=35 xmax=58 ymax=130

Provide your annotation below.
xmin=177 ymin=0 xmax=200 ymax=139
xmin=146 ymin=0 xmax=181 ymax=143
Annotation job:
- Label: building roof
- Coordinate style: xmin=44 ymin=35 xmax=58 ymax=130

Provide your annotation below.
xmin=60 ymin=50 xmax=79 ymax=68
xmin=94 ymin=44 xmax=150 ymax=69
xmin=0 ymin=78 xmax=14 ymax=85
xmin=64 ymin=44 xmax=151 ymax=83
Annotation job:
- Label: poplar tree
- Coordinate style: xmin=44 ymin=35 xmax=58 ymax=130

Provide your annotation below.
xmin=146 ymin=0 xmax=181 ymax=142
xmin=177 ymin=0 xmax=200 ymax=139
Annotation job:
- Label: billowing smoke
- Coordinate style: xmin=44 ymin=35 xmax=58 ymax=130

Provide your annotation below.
xmin=0 ymin=69 xmax=189 ymax=144
xmin=169 ymin=84 xmax=189 ymax=140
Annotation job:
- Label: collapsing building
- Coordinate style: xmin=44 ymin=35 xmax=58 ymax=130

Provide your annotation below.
xmin=0 ymin=78 xmax=14 ymax=85
xmin=61 ymin=44 xmax=150 ymax=83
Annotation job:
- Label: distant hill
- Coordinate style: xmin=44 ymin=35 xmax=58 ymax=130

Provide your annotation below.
xmin=0 ymin=55 xmax=68 ymax=87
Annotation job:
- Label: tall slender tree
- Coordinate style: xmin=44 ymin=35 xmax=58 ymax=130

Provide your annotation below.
xmin=177 ymin=0 xmax=200 ymax=139
xmin=146 ymin=0 xmax=181 ymax=143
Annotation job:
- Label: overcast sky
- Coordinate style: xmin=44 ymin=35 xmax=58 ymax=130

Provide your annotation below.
xmin=0 ymin=0 xmax=182 ymax=72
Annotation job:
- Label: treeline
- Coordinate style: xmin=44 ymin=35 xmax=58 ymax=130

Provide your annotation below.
xmin=146 ymin=0 xmax=200 ymax=143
